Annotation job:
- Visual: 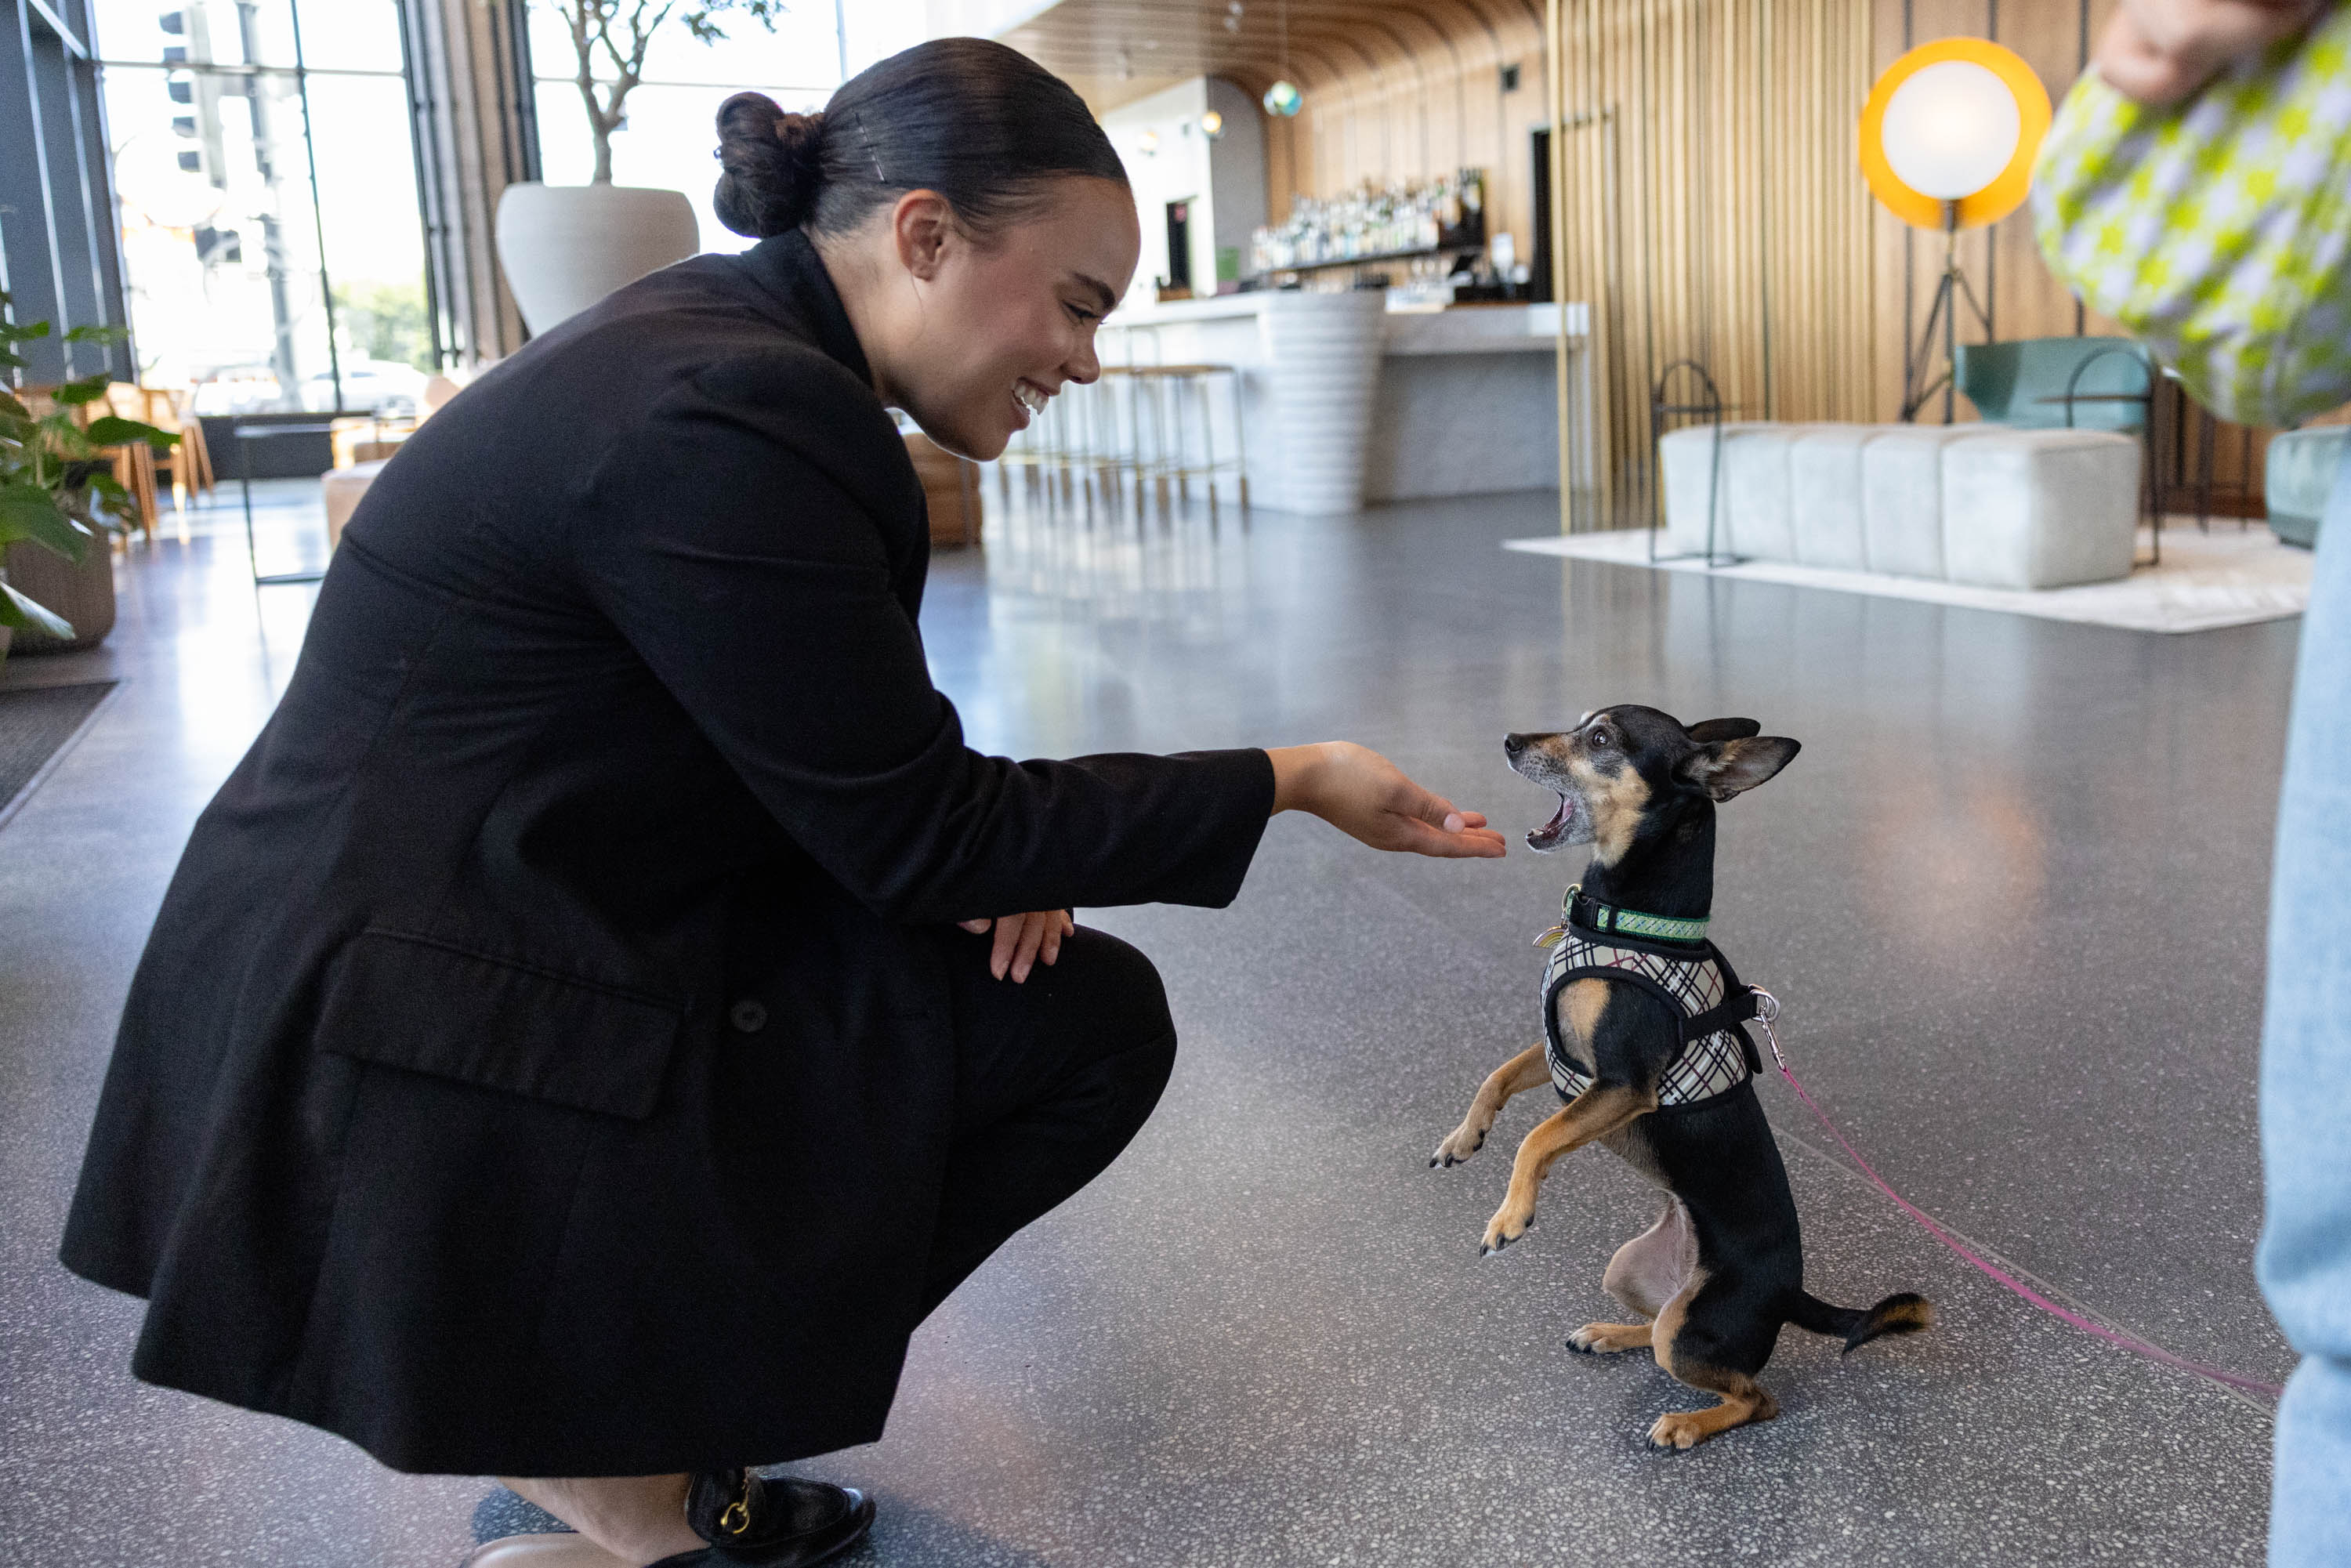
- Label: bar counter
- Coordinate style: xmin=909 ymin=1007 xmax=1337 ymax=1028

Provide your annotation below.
xmin=1097 ymin=292 xmax=1593 ymax=513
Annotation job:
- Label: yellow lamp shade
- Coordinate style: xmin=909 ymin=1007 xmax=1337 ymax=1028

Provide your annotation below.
xmin=1860 ymin=38 xmax=2051 ymax=230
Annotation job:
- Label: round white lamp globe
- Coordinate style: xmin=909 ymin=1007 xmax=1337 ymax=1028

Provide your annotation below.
xmin=1879 ymin=58 xmax=2020 ymax=201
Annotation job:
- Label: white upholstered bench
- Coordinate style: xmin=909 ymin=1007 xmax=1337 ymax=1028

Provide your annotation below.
xmin=1659 ymin=422 xmax=2140 ymax=590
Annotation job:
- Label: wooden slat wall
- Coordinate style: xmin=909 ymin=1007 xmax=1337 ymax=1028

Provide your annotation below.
xmin=1541 ymin=0 xmax=1878 ymax=528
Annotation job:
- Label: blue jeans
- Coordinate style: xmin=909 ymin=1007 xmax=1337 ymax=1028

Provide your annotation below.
xmin=2262 ymin=451 xmax=2351 ymax=1565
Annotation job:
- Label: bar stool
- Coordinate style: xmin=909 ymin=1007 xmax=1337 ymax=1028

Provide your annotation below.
xmin=1124 ymin=364 xmax=1248 ymax=509
xmin=1071 ymin=370 xmax=1140 ymax=504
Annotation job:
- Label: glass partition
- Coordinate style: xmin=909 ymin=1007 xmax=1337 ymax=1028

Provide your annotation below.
xmin=89 ymin=1 xmax=425 ymax=414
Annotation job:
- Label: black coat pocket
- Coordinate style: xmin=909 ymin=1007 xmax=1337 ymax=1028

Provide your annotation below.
xmin=315 ymin=929 xmax=683 ymax=1118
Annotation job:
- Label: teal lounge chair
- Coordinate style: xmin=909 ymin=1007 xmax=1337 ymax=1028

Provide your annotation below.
xmin=1954 ymin=336 xmax=2155 ymax=433
xmin=2267 ymin=425 xmax=2350 ymax=549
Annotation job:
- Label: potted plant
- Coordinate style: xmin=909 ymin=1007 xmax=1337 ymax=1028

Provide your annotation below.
xmin=1 ymin=299 xmax=178 ymax=661
xmin=496 ymin=2 xmax=785 ymax=334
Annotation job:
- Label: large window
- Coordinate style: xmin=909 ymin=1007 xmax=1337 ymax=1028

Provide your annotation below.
xmin=524 ymin=2 xmax=845 ymax=256
xmin=90 ymin=1 xmax=430 ymax=416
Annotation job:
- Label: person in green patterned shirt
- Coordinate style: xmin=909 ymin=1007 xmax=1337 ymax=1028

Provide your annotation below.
xmin=2070 ymin=7 xmax=2351 ymax=1567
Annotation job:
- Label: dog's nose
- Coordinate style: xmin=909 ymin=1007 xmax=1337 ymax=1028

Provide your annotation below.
xmin=1504 ymin=733 xmax=1529 ymax=757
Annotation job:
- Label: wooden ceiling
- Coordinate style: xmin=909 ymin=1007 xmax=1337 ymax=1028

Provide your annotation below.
xmin=1001 ymin=0 xmax=1547 ymax=109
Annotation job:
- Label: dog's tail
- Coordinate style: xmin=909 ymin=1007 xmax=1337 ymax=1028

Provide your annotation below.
xmin=1787 ymin=1290 xmax=1935 ymax=1353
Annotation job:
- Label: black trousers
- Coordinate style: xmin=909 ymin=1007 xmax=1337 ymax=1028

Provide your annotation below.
xmin=914 ymin=924 xmax=1177 ymax=1320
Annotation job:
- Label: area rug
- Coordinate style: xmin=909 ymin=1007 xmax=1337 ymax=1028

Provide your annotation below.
xmin=0 ymin=680 xmax=118 ymax=831
xmin=1502 ymin=523 xmax=2310 ymax=634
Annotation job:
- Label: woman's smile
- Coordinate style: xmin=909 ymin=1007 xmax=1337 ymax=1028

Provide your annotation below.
xmin=1012 ymin=377 xmax=1052 ymax=429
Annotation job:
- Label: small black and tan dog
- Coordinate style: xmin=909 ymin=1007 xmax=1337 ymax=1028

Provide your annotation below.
xmin=1433 ymin=705 xmax=1930 ymax=1450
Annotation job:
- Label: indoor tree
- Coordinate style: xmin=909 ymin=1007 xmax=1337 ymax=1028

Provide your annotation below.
xmin=549 ymin=1 xmax=789 ymax=184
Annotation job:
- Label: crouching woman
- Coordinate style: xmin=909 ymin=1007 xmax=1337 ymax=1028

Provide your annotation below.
xmin=58 ymin=37 xmax=1505 ymax=1568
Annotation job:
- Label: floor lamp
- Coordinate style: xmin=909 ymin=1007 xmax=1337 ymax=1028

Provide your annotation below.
xmin=1859 ymin=39 xmax=2051 ymax=423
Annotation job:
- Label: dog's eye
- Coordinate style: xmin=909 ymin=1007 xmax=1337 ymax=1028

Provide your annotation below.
xmin=1588 ymin=726 xmax=1614 ymax=750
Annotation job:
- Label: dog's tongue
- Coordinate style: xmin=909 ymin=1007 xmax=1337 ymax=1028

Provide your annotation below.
xmin=1527 ymin=792 xmax=1573 ymax=853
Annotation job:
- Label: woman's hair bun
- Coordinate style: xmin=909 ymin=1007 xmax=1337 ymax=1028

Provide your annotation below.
xmin=713 ymin=92 xmax=826 ymax=238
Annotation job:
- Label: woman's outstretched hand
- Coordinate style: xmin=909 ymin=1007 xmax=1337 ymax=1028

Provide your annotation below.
xmin=959 ymin=909 xmax=1074 ymax=983
xmin=1266 ymin=742 xmax=1509 ymax=859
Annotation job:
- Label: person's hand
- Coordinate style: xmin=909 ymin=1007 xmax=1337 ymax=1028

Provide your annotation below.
xmin=1266 ymin=741 xmax=1509 ymax=859
xmin=958 ymin=909 xmax=1074 ymax=982
xmin=2096 ymin=0 xmax=2322 ymax=106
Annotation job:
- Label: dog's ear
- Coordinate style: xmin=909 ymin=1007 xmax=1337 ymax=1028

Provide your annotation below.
xmin=1685 ymin=717 xmax=1762 ymax=743
xmin=1677 ymin=737 xmax=1799 ymax=801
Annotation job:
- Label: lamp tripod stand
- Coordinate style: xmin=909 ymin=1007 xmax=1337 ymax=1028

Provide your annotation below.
xmin=1901 ymin=201 xmax=1991 ymax=423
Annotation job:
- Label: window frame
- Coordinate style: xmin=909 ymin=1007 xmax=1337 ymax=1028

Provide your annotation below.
xmin=3 ymin=0 xmax=135 ymax=385
xmin=89 ymin=0 xmax=439 ymax=412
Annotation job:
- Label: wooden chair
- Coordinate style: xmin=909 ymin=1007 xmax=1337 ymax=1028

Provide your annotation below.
xmin=89 ymin=385 xmax=167 ymax=545
xmin=144 ymin=386 xmax=212 ymax=511
xmin=110 ymin=383 xmax=215 ymax=527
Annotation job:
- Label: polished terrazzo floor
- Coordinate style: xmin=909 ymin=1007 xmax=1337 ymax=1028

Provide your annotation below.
xmin=0 ymin=476 xmax=2295 ymax=1565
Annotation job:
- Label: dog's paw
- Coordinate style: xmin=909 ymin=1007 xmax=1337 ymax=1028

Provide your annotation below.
xmin=1567 ymin=1322 xmax=1650 ymax=1356
xmin=1429 ymin=1123 xmax=1488 ymax=1168
xmin=1646 ymin=1411 xmax=1712 ymax=1450
xmin=1480 ymin=1204 xmax=1533 ymax=1255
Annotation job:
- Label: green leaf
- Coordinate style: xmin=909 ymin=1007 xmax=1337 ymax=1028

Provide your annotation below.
xmin=38 ymin=416 xmax=98 ymax=459
xmin=78 ymin=473 xmax=136 ymax=534
xmin=62 ymin=324 xmax=126 ymax=345
xmin=84 ymin=415 xmax=179 ymax=450
xmin=0 ymin=484 xmax=92 ymax=563
xmin=0 ymin=389 xmax=26 ymax=419
xmin=0 ymin=579 xmax=76 ymax=641
xmin=55 ymin=373 xmax=112 ymax=406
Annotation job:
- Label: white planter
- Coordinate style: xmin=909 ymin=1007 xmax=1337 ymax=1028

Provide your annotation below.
xmin=494 ymin=183 xmax=701 ymax=335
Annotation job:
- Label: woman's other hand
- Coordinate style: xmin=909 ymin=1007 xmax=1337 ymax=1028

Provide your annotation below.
xmin=2096 ymin=0 xmax=2321 ymax=106
xmin=959 ymin=909 xmax=1074 ymax=982
xmin=1266 ymin=742 xmax=1509 ymax=860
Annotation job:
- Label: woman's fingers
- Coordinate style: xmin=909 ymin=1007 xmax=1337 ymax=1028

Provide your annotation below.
xmin=1393 ymin=816 xmax=1512 ymax=857
xmin=1009 ymin=913 xmax=1051 ymax=983
xmin=975 ymin=911 xmax=1074 ymax=981
xmin=1269 ymin=741 xmax=1506 ymax=859
xmin=989 ymin=914 xmax=1022 ymax=980
xmin=1384 ymin=769 xmax=1509 ymax=860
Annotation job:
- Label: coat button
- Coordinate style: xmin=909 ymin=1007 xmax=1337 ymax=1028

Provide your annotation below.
xmin=728 ymin=999 xmax=768 ymax=1034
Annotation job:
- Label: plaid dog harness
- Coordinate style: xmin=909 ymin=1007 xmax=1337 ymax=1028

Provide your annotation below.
xmin=1536 ymin=885 xmax=1764 ymax=1106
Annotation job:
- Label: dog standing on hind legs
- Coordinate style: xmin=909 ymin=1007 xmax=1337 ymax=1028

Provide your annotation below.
xmin=1433 ymin=706 xmax=1932 ymax=1450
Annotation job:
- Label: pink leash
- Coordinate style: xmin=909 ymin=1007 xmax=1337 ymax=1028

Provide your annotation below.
xmin=1746 ymin=990 xmax=2284 ymax=1402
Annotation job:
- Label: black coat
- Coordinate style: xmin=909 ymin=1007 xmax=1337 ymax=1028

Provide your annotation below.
xmin=59 ymin=231 xmax=1274 ymax=1476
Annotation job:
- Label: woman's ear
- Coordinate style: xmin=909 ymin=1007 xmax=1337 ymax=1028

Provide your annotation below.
xmin=890 ymin=190 xmax=958 ymax=281
xmin=1676 ymin=737 xmax=1800 ymax=802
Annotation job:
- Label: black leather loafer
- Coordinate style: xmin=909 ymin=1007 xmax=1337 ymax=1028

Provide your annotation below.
xmin=645 ymin=1469 xmax=874 ymax=1566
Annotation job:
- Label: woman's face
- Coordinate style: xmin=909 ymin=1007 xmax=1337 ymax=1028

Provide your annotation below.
xmin=878 ymin=176 xmax=1141 ymax=462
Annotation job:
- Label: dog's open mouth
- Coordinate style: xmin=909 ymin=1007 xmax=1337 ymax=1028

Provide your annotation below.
xmin=1527 ymin=791 xmax=1575 ymax=853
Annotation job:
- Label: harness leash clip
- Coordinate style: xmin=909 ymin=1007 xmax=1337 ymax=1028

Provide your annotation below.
xmin=1748 ymin=986 xmax=1788 ymax=1071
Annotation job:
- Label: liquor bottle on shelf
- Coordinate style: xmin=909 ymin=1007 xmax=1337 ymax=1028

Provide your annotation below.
xmin=1249 ymin=168 xmax=1487 ymax=280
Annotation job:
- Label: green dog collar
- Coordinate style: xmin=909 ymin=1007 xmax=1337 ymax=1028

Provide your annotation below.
xmin=1534 ymin=883 xmax=1710 ymax=948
